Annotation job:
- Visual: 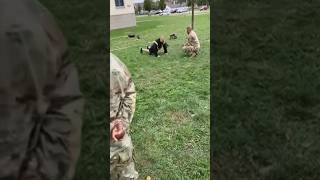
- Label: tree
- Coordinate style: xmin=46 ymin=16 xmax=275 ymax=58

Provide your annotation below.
xmin=151 ymin=1 xmax=156 ymax=10
xmin=144 ymin=0 xmax=152 ymax=12
xmin=134 ymin=6 xmax=138 ymax=14
xmin=177 ymin=0 xmax=186 ymax=5
xmin=138 ymin=4 xmax=142 ymax=14
xmin=196 ymin=0 xmax=209 ymax=6
xmin=152 ymin=1 xmax=161 ymax=10
xmin=159 ymin=0 xmax=166 ymax=10
xmin=187 ymin=0 xmax=192 ymax=6
xmin=191 ymin=0 xmax=194 ymax=29
xmin=187 ymin=0 xmax=209 ymax=6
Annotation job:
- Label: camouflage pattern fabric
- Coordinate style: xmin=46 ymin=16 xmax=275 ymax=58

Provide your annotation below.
xmin=182 ymin=30 xmax=200 ymax=56
xmin=110 ymin=53 xmax=138 ymax=180
xmin=183 ymin=44 xmax=200 ymax=56
xmin=0 ymin=0 xmax=84 ymax=179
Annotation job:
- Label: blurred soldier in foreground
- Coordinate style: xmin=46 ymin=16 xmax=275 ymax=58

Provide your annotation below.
xmin=110 ymin=53 xmax=139 ymax=180
xmin=0 ymin=0 xmax=84 ymax=179
xmin=182 ymin=26 xmax=200 ymax=57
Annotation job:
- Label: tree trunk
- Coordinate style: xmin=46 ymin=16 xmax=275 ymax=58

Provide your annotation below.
xmin=191 ymin=0 xmax=194 ymax=29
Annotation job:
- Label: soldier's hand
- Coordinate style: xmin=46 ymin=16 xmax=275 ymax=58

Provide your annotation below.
xmin=111 ymin=120 xmax=125 ymax=141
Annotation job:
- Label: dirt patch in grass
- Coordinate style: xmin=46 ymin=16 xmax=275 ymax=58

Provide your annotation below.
xmin=167 ymin=111 xmax=191 ymax=124
xmin=139 ymin=159 xmax=153 ymax=167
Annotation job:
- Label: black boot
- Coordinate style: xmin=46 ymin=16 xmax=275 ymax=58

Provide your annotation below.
xmin=140 ymin=48 xmax=143 ymax=54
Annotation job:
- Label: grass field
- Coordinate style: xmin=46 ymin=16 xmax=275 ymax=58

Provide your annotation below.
xmin=111 ymin=13 xmax=210 ymax=179
xmin=213 ymin=1 xmax=320 ymax=179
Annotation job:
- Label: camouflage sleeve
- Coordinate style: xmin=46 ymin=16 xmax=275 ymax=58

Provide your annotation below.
xmin=110 ymin=56 xmax=136 ymax=132
xmin=119 ymin=78 xmax=136 ymax=130
xmin=46 ymin=62 xmax=84 ymax=179
xmin=111 ymin=74 xmax=136 ymax=132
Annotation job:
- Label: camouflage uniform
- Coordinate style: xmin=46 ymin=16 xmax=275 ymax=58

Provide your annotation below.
xmin=0 ymin=0 xmax=84 ymax=179
xmin=110 ymin=53 xmax=138 ymax=180
xmin=182 ymin=30 xmax=201 ymax=56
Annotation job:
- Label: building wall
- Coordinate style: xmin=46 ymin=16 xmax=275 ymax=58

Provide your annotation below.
xmin=110 ymin=0 xmax=136 ymax=30
xmin=110 ymin=13 xmax=136 ymax=30
xmin=110 ymin=0 xmax=135 ymax=16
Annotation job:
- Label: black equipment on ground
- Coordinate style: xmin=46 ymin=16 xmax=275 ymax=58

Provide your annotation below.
xmin=170 ymin=33 xmax=177 ymax=40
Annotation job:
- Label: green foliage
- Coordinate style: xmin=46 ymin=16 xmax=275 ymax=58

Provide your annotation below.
xmin=188 ymin=0 xmax=209 ymax=7
xmin=159 ymin=0 xmax=166 ymax=10
xmin=144 ymin=0 xmax=152 ymax=12
xmin=177 ymin=0 xmax=187 ymax=5
xmin=196 ymin=0 xmax=208 ymax=6
xmin=151 ymin=1 xmax=160 ymax=10
xmin=187 ymin=0 xmax=192 ymax=7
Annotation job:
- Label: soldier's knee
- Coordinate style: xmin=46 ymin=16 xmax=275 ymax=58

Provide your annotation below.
xmin=111 ymin=145 xmax=133 ymax=170
xmin=111 ymin=151 xmax=137 ymax=180
xmin=119 ymin=162 xmax=139 ymax=180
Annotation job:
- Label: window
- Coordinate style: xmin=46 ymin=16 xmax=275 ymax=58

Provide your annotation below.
xmin=115 ymin=0 xmax=124 ymax=7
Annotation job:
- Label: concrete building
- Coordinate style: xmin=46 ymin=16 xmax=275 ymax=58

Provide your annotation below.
xmin=110 ymin=0 xmax=136 ymax=30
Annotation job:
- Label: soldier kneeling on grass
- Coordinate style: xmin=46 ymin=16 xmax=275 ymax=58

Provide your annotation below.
xmin=110 ymin=53 xmax=139 ymax=180
xmin=182 ymin=26 xmax=201 ymax=58
xmin=140 ymin=36 xmax=168 ymax=57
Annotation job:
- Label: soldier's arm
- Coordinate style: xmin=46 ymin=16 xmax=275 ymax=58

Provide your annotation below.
xmin=154 ymin=50 xmax=159 ymax=57
xmin=110 ymin=62 xmax=136 ymax=130
xmin=119 ymin=78 xmax=136 ymax=130
xmin=48 ymin=61 xmax=84 ymax=179
xmin=163 ymin=42 xmax=168 ymax=53
xmin=25 ymin=3 xmax=84 ymax=178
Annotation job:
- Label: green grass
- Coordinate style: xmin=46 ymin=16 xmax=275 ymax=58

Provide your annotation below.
xmin=38 ymin=0 xmax=107 ymax=179
xmin=213 ymin=1 xmax=320 ymax=179
xmin=111 ymin=13 xmax=210 ymax=179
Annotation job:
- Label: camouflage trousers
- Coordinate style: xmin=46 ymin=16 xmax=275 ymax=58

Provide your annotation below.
xmin=110 ymin=133 xmax=138 ymax=180
xmin=182 ymin=45 xmax=200 ymax=56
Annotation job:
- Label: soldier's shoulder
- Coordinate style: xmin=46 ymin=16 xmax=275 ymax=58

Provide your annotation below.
xmin=110 ymin=53 xmax=131 ymax=77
